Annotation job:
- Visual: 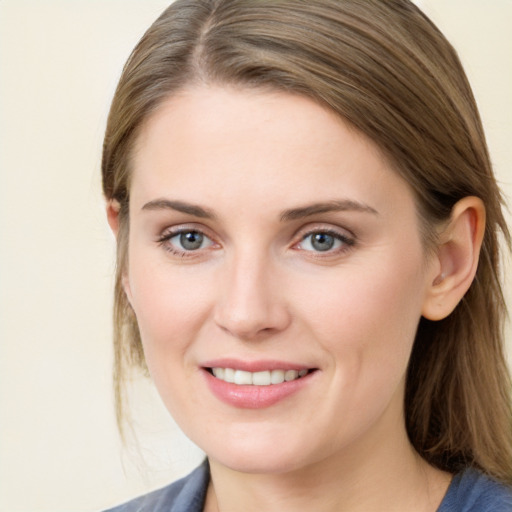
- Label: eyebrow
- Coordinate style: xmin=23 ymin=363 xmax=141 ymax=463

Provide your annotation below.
xmin=141 ymin=199 xmax=216 ymax=219
xmin=280 ymin=200 xmax=378 ymax=221
xmin=141 ymin=198 xmax=378 ymax=221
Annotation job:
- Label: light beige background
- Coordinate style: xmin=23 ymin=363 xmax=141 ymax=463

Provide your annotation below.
xmin=0 ymin=1 xmax=510 ymax=511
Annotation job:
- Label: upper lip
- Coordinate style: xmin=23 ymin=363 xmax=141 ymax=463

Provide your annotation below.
xmin=201 ymin=358 xmax=315 ymax=373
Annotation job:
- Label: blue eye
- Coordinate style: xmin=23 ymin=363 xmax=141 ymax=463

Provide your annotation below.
xmin=299 ymin=231 xmax=353 ymax=253
xmin=175 ymin=231 xmax=206 ymax=250
xmin=160 ymin=229 xmax=214 ymax=254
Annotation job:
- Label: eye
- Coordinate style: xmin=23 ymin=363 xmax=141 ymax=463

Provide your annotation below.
xmin=173 ymin=231 xmax=209 ymax=251
xmin=297 ymin=230 xmax=354 ymax=253
xmin=158 ymin=229 xmax=215 ymax=255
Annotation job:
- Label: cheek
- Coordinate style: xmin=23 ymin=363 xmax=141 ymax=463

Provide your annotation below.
xmin=298 ymin=260 xmax=427 ymax=440
xmin=298 ymin=253 xmax=427 ymax=378
xmin=126 ymin=249 xmax=214 ymax=363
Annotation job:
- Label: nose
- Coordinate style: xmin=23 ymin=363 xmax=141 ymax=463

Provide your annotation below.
xmin=213 ymin=250 xmax=291 ymax=341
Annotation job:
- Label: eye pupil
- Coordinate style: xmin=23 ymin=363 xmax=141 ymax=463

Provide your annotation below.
xmin=180 ymin=231 xmax=203 ymax=250
xmin=311 ymin=232 xmax=335 ymax=251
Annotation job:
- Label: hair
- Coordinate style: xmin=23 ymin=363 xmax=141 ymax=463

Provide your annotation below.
xmin=101 ymin=0 xmax=512 ymax=484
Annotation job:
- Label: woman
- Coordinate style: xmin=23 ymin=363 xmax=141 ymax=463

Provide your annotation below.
xmin=102 ymin=0 xmax=512 ymax=510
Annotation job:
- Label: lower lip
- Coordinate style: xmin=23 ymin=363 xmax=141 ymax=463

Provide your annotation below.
xmin=203 ymin=369 xmax=315 ymax=409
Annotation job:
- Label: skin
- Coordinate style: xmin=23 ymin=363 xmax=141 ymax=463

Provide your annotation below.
xmin=110 ymin=86 xmax=485 ymax=511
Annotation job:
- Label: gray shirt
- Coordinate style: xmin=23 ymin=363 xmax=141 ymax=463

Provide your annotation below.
xmin=104 ymin=460 xmax=512 ymax=512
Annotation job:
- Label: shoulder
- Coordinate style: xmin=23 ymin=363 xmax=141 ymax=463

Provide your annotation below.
xmin=438 ymin=468 xmax=512 ymax=512
xmin=103 ymin=460 xmax=210 ymax=512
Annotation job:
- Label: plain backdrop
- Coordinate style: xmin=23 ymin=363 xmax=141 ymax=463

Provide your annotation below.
xmin=0 ymin=1 xmax=511 ymax=511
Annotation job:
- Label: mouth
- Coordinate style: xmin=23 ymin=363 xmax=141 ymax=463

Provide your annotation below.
xmin=201 ymin=360 xmax=319 ymax=408
xmin=206 ymin=367 xmax=315 ymax=386
xmin=205 ymin=367 xmax=315 ymax=386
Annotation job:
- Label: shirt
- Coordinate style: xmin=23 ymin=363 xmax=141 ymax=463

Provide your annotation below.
xmin=104 ymin=460 xmax=512 ymax=512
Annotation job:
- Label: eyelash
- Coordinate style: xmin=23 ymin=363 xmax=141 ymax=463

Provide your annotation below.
xmin=156 ymin=226 xmax=355 ymax=258
xmin=157 ymin=228 xmax=217 ymax=257
xmin=296 ymin=229 xmax=355 ymax=255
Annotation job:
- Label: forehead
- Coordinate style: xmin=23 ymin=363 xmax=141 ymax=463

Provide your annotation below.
xmin=130 ymin=85 xmax=415 ymax=219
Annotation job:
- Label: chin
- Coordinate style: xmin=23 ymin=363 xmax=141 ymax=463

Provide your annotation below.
xmin=212 ymin=452 xmax=309 ymax=475
xmin=201 ymin=431 xmax=323 ymax=475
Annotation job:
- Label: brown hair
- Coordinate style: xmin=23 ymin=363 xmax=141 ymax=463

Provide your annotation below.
xmin=102 ymin=0 xmax=512 ymax=483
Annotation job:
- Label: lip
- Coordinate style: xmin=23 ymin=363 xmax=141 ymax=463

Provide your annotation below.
xmin=201 ymin=358 xmax=311 ymax=373
xmin=201 ymin=359 xmax=317 ymax=409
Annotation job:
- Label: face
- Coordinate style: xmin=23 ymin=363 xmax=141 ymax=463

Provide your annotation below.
xmin=124 ymin=86 xmax=437 ymax=475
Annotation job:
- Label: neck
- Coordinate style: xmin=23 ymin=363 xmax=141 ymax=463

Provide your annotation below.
xmin=205 ymin=408 xmax=451 ymax=512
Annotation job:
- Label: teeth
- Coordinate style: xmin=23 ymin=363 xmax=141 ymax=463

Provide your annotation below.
xmin=285 ymin=370 xmax=298 ymax=381
xmin=212 ymin=368 xmax=224 ymax=379
xmin=270 ymin=370 xmax=285 ymax=384
xmin=224 ymin=368 xmax=235 ymax=383
xmin=234 ymin=370 xmax=253 ymax=385
xmin=253 ymin=371 xmax=271 ymax=386
xmin=211 ymin=368 xmax=310 ymax=386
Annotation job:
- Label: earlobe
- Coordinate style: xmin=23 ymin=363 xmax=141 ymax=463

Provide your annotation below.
xmin=122 ymin=273 xmax=134 ymax=306
xmin=422 ymin=196 xmax=486 ymax=321
xmin=106 ymin=199 xmax=121 ymax=237
xmin=106 ymin=199 xmax=133 ymax=304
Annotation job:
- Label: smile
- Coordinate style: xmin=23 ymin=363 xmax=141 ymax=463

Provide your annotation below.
xmin=210 ymin=368 xmax=309 ymax=386
xmin=204 ymin=365 xmax=317 ymax=408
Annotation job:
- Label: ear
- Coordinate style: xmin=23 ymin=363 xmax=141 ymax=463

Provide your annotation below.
xmin=106 ymin=199 xmax=134 ymax=304
xmin=422 ymin=196 xmax=486 ymax=321
xmin=106 ymin=199 xmax=121 ymax=237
